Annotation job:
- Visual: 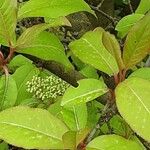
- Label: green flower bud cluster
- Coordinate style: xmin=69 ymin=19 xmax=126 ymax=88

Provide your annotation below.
xmin=26 ymin=75 xmax=70 ymax=101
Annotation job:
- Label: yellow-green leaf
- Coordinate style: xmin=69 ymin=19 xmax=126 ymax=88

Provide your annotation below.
xmin=69 ymin=29 xmax=119 ymax=75
xmin=0 ymin=75 xmax=17 ymax=110
xmin=61 ymin=79 xmax=108 ymax=107
xmin=135 ymin=0 xmax=150 ymax=14
xmin=0 ymin=0 xmax=17 ymax=46
xmin=17 ymin=31 xmax=73 ymax=69
xmin=116 ymin=77 xmax=150 ymax=142
xmin=129 ymin=67 xmax=150 ymax=81
xmin=115 ymin=14 xmax=144 ymax=38
xmin=61 ymin=105 xmax=87 ymax=131
xmin=102 ymin=30 xmax=124 ymax=70
xmin=86 ymin=135 xmax=143 ymax=150
xmin=18 ymin=0 xmax=94 ymax=20
xmin=123 ymin=13 xmax=150 ymax=69
xmin=0 ymin=106 xmax=68 ymax=149
xmin=12 ymin=64 xmax=40 ymax=105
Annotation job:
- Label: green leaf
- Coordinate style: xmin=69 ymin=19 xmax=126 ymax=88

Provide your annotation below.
xmin=62 ymin=128 xmax=90 ymax=149
xmin=48 ymin=98 xmax=62 ymax=119
xmin=48 ymin=99 xmax=88 ymax=132
xmin=69 ymin=28 xmax=119 ymax=75
xmin=131 ymin=136 xmax=147 ymax=150
xmin=0 ymin=106 xmax=68 ymax=149
xmin=135 ymin=0 xmax=150 ymax=14
xmin=115 ymin=14 xmax=144 ymax=38
xmin=12 ymin=64 xmax=40 ymax=105
xmin=16 ymin=23 xmax=69 ymax=48
xmin=44 ymin=16 xmax=71 ymax=26
xmin=18 ymin=0 xmax=94 ymax=20
xmin=0 ymin=75 xmax=17 ymax=110
xmin=9 ymin=55 xmax=32 ymax=70
xmin=0 ymin=0 xmax=17 ymax=46
xmin=86 ymin=134 xmax=143 ymax=150
xmin=129 ymin=67 xmax=150 ymax=81
xmin=20 ymin=98 xmax=39 ymax=107
xmin=61 ymin=79 xmax=108 ymax=107
xmin=123 ymin=13 xmax=150 ymax=69
xmin=0 ymin=141 xmax=8 ymax=150
xmin=102 ymin=29 xmax=124 ymax=70
xmin=61 ymin=104 xmax=87 ymax=131
xmin=16 ymin=31 xmax=73 ymax=69
xmin=115 ymin=77 xmax=150 ymax=142
xmin=87 ymin=101 xmax=103 ymax=128
xmin=79 ymin=65 xmax=99 ymax=79
xmin=109 ymin=115 xmax=132 ymax=137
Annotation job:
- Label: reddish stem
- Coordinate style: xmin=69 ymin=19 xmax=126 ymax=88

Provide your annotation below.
xmin=114 ymin=73 xmax=119 ymax=86
xmin=4 ymin=47 xmax=15 ymax=63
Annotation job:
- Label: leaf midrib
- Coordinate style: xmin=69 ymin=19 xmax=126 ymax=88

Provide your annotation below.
xmin=0 ymin=121 xmax=61 ymax=141
xmin=82 ymin=38 xmax=115 ymax=73
xmin=62 ymin=88 xmax=106 ymax=106
xmin=18 ymin=44 xmax=64 ymax=54
xmin=126 ymin=84 xmax=150 ymax=114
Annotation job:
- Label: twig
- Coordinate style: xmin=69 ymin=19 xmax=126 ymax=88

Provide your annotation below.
xmin=97 ymin=0 xmax=105 ymax=9
xmin=127 ymin=0 xmax=134 ymax=13
xmin=2 ymin=65 xmax=9 ymax=76
xmin=90 ymin=5 xmax=118 ymax=26
xmin=84 ymin=103 xmax=117 ymax=144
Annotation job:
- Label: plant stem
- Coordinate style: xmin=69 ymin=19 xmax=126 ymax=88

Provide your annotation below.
xmin=5 ymin=47 xmax=15 ymax=63
xmin=84 ymin=103 xmax=116 ymax=145
xmin=127 ymin=0 xmax=134 ymax=13
xmin=90 ymin=5 xmax=118 ymax=26
xmin=114 ymin=73 xmax=119 ymax=86
xmin=97 ymin=0 xmax=105 ymax=9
